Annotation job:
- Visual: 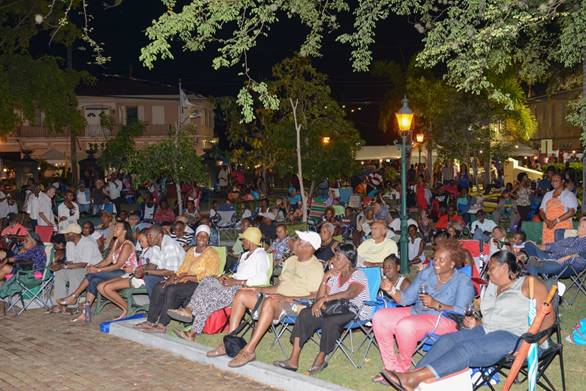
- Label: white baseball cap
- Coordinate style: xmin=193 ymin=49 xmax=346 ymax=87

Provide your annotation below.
xmin=60 ymin=223 xmax=82 ymax=235
xmin=296 ymin=230 xmax=322 ymax=250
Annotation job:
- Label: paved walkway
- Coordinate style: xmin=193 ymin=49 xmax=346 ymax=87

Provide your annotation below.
xmin=0 ymin=307 xmax=275 ymax=391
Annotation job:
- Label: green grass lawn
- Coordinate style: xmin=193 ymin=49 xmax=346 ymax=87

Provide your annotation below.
xmin=183 ymin=286 xmax=585 ymax=390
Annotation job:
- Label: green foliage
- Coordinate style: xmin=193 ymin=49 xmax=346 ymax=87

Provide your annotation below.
xmin=98 ymin=121 xmax=144 ymax=169
xmin=141 ymin=0 xmax=585 ymax=135
xmin=222 ymin=56 xmax=363 ymax=185
xmin=124 ymin=128 xmax=207 ymax=187
xmin=0 ymin=55 xmax=87 ymax=135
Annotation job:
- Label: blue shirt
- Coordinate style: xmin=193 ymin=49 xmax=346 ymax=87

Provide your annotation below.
xmin=15 ymin=245 xmax=47 ymax=272
xmin=399 ymin=266 xmax=475 ymax=315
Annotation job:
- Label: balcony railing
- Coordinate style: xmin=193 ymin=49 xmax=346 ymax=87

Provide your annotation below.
xmin=15 ymin=124 xmax=176 ymax=138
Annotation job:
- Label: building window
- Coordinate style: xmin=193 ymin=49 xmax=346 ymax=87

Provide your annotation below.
xmin=152 ymin=106 xmax=165 ymax=125
xmin=126 ymin=106 xmax=138 ymax=124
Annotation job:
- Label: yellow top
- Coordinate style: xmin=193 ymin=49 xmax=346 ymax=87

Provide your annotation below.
xmin=177 ymin=246 xmax=220 ymax=281
xmin=357 ymin=238 xmax=398 ymax=265
xmin=276 ymin=255 xmax=324 ymax=297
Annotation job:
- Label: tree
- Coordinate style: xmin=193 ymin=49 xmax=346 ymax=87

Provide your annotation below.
xmin=221 ymin=56 xmax=362 ymax=221
xmin=0 ymin=55 xmax=86 ymax=135
xmin=98 ymin=119 xmax=144 ymax=170
xmin=123 ymin=127 xmax=206 ymax=214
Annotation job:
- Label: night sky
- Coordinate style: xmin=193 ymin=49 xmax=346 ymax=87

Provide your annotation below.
xmin=44 ymin=1 xmax=423 ymax=146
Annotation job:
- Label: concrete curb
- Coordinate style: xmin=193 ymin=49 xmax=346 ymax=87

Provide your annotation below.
xmin=109 ymin=320 xmax=353 ymax=391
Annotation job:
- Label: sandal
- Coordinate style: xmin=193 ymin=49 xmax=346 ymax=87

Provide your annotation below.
xmin=307 ymin=361 xmax=328 ymax=375
xmin=57 ymin=294 xmax=78 ymax=306
xmin=174 ymin=329 xmax=196 ymax=342
xmin=142 ymin=323 xmax=166 ymax=333
xmin=371 ymin=374 xmax=390 ymax=385
xmin=133 ymin=321 xmax=153 ymax=330
xmin=380 ymin=369 xmax=407 ymax=391
xmin=273 ymin=360 xmax=298 ymax=372
xmin=46 ymin=305 xmax=64 ymax=314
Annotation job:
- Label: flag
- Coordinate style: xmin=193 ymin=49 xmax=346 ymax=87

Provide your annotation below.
xmin=527 ymin=297 xmax=538 ymax=391
xmin=180 ymin=88 xmax=194 ymax=109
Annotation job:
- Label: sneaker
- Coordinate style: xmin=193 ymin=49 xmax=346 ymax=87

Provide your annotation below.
xmin=228 ymin=350 xmax=256 ymax=368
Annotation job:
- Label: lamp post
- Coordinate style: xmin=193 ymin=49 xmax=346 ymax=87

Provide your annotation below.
xmin=415 ymin=132 xmax=424 ymax=165
xmin=396 ymin=96 xmax=414 ymax=274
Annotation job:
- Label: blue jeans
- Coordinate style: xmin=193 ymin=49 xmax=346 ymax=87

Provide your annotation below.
xmin=416 ymin=326 xmax=519 ymax=378
xmin=144 ymin=275 xmax=165 ymax=297
xmin=523 ymin=242 xmax=550 ymax=259
xmin=85 ymin=270 xmax=125 ymax=296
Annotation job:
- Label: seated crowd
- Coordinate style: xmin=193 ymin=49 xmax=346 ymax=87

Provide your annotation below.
xmin=0 ymin=167 xmax=574 ymax=389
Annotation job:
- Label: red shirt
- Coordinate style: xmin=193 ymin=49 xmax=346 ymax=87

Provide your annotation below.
xmin=435 ymin=214 xmax=465 ymax=230
xmin=1 ymin=223 xmax=27 ymax=237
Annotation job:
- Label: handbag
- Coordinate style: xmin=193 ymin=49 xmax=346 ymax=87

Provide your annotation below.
xmin=223 ymin=292 xmax=265 ymax=357
xmin=320 ymin=299 xmax=357 ymax=317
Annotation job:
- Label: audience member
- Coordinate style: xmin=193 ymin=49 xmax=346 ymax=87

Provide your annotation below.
xmin=273 ymin=243 xmax=368 ymax=374
xmin=205 ymin=231 xmax=323 ymax=368
xmin=385 ymin=251 xmax=553 ymax=389
xmin=58 ymin=222 xmax=136 ymax=321
xmin=357 ymin=221 xmax=398 ymax=267
xmin=167 ymin=227 xmax=270 ymax=341
xmin=136 ymin=225 xmax=220 ymax=333
xmin=471 ymin=210 xmax=497 ymax=241
xmin=48 ymin=223 xmax=102 ymax=313
xmin=0 ymin=232 xmax=47 ymax=283
xmin=371 ymin=239 xmax=474 ymax=377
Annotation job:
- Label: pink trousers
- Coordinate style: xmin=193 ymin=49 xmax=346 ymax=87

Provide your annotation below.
xmin=372 ymin=306 xmax=457 ymax=372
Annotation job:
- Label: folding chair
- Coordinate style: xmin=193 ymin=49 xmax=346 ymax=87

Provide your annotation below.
xmin=235 ymin=253 xmax=274 ymax=337
xmin=326 ymin=266 xmax=382 ymax=368
xmin=472 ymin=280 xmax=566 ymax=391
xmin=550 ymin=256 xmax=586 ymax=306
xmin=1 ymin=244 xmax=55 ymax=315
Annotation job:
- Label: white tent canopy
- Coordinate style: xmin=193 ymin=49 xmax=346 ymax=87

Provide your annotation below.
xmin=355 ymin=145 xmax=438 ymax=164
xmin=355 ymin=145 xmax=401 ymax=161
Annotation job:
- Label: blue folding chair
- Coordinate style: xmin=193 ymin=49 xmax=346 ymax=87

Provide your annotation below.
xmin=326 ymin=266 xmax=382 ymax=368
xmin=270 ymin=298 xmax=317 ymax=356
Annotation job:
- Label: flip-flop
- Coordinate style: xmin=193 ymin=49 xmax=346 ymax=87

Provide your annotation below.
xmin=371 ymin=374 xmax=390 ymax=385
xmin=307 ymin=362 xmax=328 ymax=375
xmin=273 ymin=360 xmax=298 ymax=372
xmin=380 ymin=370 xmax=407 ymax=391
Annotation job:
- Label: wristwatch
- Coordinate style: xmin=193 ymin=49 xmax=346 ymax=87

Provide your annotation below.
xmin=437 ymin=303 xmax=443 ymax=311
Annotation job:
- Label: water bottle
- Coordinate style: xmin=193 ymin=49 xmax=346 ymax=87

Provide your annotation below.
xmin=84 ymin=302 xmax=92 ymax=324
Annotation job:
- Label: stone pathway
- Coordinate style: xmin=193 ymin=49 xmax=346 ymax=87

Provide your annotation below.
xmin=0 ymin=307 xmax=275 ymax=391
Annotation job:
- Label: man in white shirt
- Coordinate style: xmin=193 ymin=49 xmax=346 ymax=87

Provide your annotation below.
xmin=76 ymin=183 xmax=91 ymax=215
xmin=57 ymin=190 xmax=80 ymax=231
xmin=358 ymin=220 xmax=399 ymax=267
xmin=107 ymin=173 xmax=123 ymax=213
xmin=471 ymin=210 xmax=497 ymax=242
xmin=133 ymin=225 xmax=185 ymax=296
xmin=49 ymin=223 xmax=102 ymax=312
xmin=27 ymin=186 xmax=56 ymax=229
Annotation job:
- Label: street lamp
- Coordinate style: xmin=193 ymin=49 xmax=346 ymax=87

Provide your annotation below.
xmin=322 ymin=136 xmax=331 ymax=145
xmin=415 ymin=132 xmax=424 ymax=165
xmin=395 ymin=96 xmax=414 ymax=274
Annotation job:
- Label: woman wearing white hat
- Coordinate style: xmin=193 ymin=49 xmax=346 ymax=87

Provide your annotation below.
xmin=167 ymin=226 xmax=270 ymax=341
xmin=137 ymin=225 xmax=221 ymax=333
